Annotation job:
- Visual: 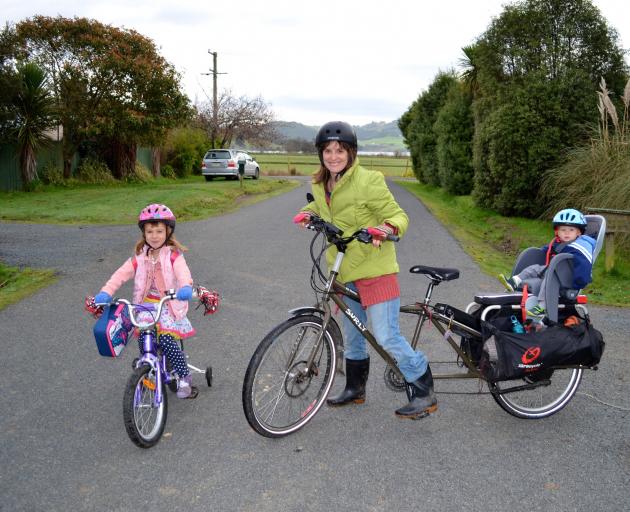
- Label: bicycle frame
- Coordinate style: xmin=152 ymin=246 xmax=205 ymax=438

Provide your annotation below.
xmin=300 ymin=247 xmax=487 ymax=385
xmin=135 ymin=328 xmax=170 ymax=406
xmin=117 ymin=296 xmax=176 ymax=407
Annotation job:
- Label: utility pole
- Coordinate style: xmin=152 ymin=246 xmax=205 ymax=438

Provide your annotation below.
xmin=203 ymin=50 xmax=226 ymax=146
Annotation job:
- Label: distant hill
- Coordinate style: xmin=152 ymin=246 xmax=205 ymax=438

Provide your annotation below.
xmin=271 ymin=121 xmax=318 ymax=140
xmin=271 ymin=120 xmax=405 ymax=153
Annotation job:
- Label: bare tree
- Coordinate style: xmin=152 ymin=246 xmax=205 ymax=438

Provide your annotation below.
xmin=197 ymin=90 xmax=276 ymax=148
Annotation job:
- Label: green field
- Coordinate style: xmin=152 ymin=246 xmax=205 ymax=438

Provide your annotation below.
xmin=251 ymin=153 xmax=413 ymax=177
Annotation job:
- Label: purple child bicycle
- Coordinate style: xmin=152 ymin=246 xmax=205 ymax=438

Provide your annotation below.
xmin=89 ymin=286 xmax=218 ymax=448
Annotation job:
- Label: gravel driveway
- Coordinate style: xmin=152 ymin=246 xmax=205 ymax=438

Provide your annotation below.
xmin=0 ymin=178 xmax=628 ymax=512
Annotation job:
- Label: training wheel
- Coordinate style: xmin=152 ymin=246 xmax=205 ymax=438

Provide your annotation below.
xmin=205 ymin=366 xmax=213 ymax=387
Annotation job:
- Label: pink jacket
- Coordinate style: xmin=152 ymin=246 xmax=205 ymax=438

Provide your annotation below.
xmin=101 ymin=246 xmax=193 ymax=320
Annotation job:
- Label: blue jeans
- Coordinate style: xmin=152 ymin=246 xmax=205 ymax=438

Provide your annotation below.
xmin=342 ymin=283 xmax=428 ymax=382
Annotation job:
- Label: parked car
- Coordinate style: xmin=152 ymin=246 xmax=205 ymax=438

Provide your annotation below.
xmin=201 ymin=149 xmax=260 ymax=181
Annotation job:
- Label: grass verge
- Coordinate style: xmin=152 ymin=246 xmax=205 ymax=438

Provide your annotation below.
xmin=0 ymin=176 xmax=298 ymax=224
xmin=398 ymin=180 xmax=629 ymax=307
xmin=0 ymin=176 xmax=299 ymax=310
xmin=0 ymin=261 xmax=57 ymax=310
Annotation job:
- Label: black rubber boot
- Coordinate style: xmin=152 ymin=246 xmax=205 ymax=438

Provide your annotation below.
xmin=395 ymin=365 xmax=438 ymax=419
xmin=327 ymin=358 xmax=369 ymax=406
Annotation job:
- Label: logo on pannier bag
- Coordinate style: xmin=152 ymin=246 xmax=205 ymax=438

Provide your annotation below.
xmin=522 ymin=346 xmax=541 ymax=364
xmin=518 ymin=346 xmax=543 ymax=371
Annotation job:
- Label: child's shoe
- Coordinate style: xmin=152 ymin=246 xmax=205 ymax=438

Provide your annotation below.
xmin=176 ymin=375 xmax=199 ymax=399
xmin=527 ymin=304 xmax=546 ymax=317
xmin=498 ymin=273 xmax=518 ymax=292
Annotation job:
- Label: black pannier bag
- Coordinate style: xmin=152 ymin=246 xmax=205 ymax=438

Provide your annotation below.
xmin=433 ymin=303 xmax=485 ymax=365
xmin=480 ymin=318 xmax=605 ymax=382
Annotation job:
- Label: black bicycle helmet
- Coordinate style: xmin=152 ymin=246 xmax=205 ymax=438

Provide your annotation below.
xmin=315 ymin=121 xmax=357 ymax=150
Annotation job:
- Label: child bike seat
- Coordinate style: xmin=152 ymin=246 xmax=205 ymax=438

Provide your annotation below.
xmin=409 ymin=265 xmax=460 ymax=282
xmin=474 ymin=292 xmax=522 ymax=306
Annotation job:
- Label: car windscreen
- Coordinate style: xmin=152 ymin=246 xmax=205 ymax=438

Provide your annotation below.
xmin=205 ymin=150 xmax=232 ymax=159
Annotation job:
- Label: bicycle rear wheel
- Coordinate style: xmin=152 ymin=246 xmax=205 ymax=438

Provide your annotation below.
xmin=242 ymin=315 xmax=337 ymax=438
xmin=489 ymin=368 xmax=582 ymax=419
xmin=123 ymin=365 xmax=168 ymax=448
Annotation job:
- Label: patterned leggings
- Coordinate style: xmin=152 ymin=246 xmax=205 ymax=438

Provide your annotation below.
xmin=138 ymin=333 xmax=189 ymax=377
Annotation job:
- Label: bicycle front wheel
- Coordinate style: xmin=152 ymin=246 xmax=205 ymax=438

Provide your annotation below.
xmin=123 ymin=365 xmax=168 ymax=448
xmin=242 ymin=315 xmax=337 ymax=438
xmin=489 ymin=368 xmax=583 ymax=419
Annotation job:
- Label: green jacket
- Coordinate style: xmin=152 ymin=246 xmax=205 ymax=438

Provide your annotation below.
xmin=303 ymin=160 xmax=408 ymax=283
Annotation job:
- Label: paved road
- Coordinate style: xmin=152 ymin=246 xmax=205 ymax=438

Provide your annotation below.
xmin=1 ymin=180 xmax=628 ymax=512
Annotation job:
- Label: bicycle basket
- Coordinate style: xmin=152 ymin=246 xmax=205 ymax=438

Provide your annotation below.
xmin=93 ymin=303 xmax=133 ymax=357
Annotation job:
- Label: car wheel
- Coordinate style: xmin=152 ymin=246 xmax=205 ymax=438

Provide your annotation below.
xmin=253 ymin=168 xmax=260 ymax=180
xmin=204 ymin=176 xmax=214 ymax=181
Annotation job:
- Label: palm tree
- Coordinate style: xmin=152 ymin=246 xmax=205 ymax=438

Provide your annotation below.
xmin=459 ymin=44 xmax=480 ymax=98
xmin=12 ymin=62 xmax=56 ymax=188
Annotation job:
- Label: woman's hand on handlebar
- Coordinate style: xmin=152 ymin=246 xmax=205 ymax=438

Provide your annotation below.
xmin=293 ymin=211 xmax=311 ymax=228
xmin=367 ymin=225 xmax=400 ymax=247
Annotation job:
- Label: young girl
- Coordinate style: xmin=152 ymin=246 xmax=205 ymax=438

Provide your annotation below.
xmin=295 ymin=121 xmax=437 ymax=420
xmin=94 ymin=203 xmax=198 ymax=399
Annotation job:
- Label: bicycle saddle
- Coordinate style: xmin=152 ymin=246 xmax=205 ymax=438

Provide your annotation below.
xmin=409 ymin=265 xmax=460 ymax=282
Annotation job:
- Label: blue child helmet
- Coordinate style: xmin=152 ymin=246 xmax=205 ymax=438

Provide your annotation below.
xmin=552 ymin=208 xmax=587 ymax=233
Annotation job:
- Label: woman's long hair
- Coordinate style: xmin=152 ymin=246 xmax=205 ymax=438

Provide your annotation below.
xmin=312 ymin=141 xmax=358 ymax=184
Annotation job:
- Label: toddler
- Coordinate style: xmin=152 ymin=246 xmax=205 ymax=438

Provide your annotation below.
xmin=499 ymin=208 xmax=596 ymax=328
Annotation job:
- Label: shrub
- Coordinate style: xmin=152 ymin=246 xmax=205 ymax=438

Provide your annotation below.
xmin=163 ymin=127 xmax=211 ymax=178
xmin=40 ymin=161 xmax=65 ymax=186
xmin=434 ymin=83 xmax=474 ymax=195
xmin=77 ymin=158 xmax=115 ymax=184
xmin=127 ymin=162 xmax=153 ymax=183
xmin=399 ymin=71 xmax=458 ymax=186
xmin=161 ymin=164 xmax=176 ymax=179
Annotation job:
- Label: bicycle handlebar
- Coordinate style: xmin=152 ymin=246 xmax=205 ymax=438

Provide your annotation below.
xmin=298 ymin=213 xmax=400 ymax=245
xmin=87 ymin=286 xmax=219 ymax=323
xmin=112 ymin=291 xmax=177 ymax=330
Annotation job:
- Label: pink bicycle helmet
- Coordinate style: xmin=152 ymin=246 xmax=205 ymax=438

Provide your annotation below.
xmin=138 ymin=204 xmax=176 ymax=231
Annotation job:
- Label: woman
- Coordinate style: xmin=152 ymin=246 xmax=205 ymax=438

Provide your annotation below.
xmin=296 ymin=121 xmax=436 ymax=420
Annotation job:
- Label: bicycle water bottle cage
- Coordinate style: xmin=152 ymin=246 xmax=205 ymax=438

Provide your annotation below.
xmin=409 ymin=265 xmax=460 ymax=282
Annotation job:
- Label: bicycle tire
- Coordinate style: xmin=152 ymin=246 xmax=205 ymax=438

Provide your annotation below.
xmin=242 ymin=315 xmax=337 ymax=438
xmin=123 ymin=365 xmax=168 ymax=448
xmin=489 ymin=368 xmax=583 ymax=419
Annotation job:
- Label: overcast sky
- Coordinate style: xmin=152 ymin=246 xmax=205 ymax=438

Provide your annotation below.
xmin=3 ymin=0 xmax=629 ymax=126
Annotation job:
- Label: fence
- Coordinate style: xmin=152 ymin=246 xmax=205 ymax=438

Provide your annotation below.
xmin=0 ymin=142 xmax=153 ymax=191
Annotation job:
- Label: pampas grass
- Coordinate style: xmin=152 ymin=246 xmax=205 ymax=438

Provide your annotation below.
xmin=541 ymin=77 xmax=630 ymax=251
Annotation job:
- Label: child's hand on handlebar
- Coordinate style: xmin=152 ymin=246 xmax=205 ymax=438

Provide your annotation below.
xmin=176 ymin=285 xmax=193 ymax=301
xmin=94 ymin=291 xmax=112 ymax=305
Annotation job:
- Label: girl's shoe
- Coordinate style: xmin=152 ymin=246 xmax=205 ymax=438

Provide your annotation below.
xmin=177 ymin=375 xmax=199 ymax=399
